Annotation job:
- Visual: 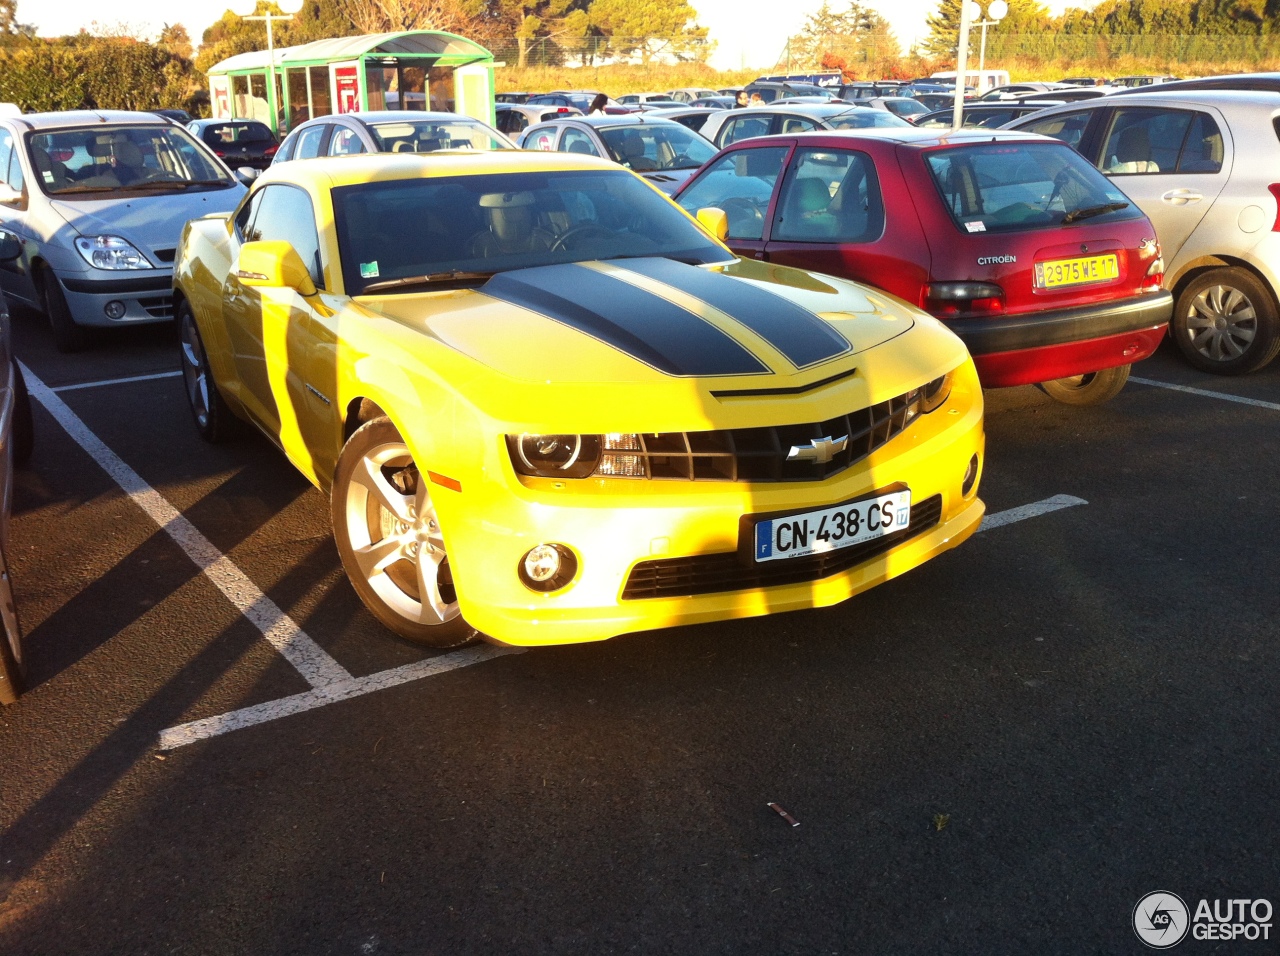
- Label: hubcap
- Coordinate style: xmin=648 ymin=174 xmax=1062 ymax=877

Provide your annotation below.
xmin=180 ymin=314 xmax=210 ymax=427
xmin=344 ymin=441 xmax=459 ymax=626
xmin=1185 ymin=284 xmax=1256 ymax=362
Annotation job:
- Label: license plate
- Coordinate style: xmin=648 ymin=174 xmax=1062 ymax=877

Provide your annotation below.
xmin=753 ymin=489 xmax=911 ymax=563
xmin=1035 ymin=254 xmax=1119 ymax=289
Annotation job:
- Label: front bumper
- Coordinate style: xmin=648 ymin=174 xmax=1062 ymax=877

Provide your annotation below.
xmin=441 ymin=367 xmax=986 ymax=646
xmin=944 ymin=291 xmax=1172 ymax=387
xmin=58 ymin=272 xmax=174 ymax=326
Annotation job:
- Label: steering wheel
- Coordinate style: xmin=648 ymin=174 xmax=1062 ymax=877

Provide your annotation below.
xmin=719 ymin=197 xmax=764 ymax=232
xmin=550 ymin=223 xmax=616 ymax=252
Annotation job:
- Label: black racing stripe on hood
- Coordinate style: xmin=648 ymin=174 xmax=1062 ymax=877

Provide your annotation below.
xmin=482 ymin=263 xmax=769 ymax=377
xmin=615 ymin=257 xmax=852 ymax=370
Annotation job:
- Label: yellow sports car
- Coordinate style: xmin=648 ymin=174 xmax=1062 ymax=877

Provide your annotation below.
xmin=173 ymin=151 xmax=985 ymax=648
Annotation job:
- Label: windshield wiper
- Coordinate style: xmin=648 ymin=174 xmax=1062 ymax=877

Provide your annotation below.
xmin=362 ymin=270 xmax=494 ymax=293
xmin=123 ymin=179 xmax=234 ymax=190
xmin=49 ymin=185 xmax=118 ymax=195
xmin=1062 ymin=201 xmax=1129 ymax=224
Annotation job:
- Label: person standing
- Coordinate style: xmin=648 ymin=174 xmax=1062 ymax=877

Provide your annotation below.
xmin=588 ymin=93 xmax=608 ymax=115
xmin=735 ymin=90 xmax=749 ymax=109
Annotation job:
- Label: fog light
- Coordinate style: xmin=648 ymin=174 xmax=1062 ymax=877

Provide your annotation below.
xmin=962 ymin=454 xmax=979 ymax=497
xmin=104 ymin=300 xmax=126 ymax=319
xmin=519 ymin=543 xmax=577 ymax=593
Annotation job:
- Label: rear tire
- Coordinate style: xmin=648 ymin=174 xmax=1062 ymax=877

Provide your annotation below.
xmin=11 ymin=360 xmax=32 ymax=466
xmin=1171 ymin=267 xmax=1280 ymax=375
xmin=178 ymin=300 xmax=239 ymax=443
xmin=38 ymin=266 xmax=90 ymax=354
xmin=1038 ymin=363 xmax=1130 ymax=406
xmin=331 ymin=417 xmax=478 ymax=649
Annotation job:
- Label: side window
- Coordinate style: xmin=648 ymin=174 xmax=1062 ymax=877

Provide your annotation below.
xmin=779 ymin=116 xmax=817 ymax=134
xmin=7 ymin=143 xmax=23 ymax=193
xmin=558 ymin=128 xmax=600 ymax=157
xmin=295 ymin=125 xmax=327 ymax=160
xmin=245 ymin=184 xmax=324 ymax=289
xmin=1176 ymin=112 xmax=1224 ymax=174
xmin=525 ymin=126 xmax=557 ymax=151
xmin=773 ymin=148 xmax=883 ymax=243
xmin=234 ymin=189 xmax=264 ymax=241
xmin=1019 ymin=110 xmax=1093 ymax=152
xmin=676 ymin=146 xmax=789 ymax=241
xmin=329 ymin=127 xmax=365 ymax=156
xmin=274 ymin=131 xmax=297 ymax=163
xmin=0 ymin=131 xmax=12 ymax=191
xmin=719 ymin=115 xmax=773 ymax=147
xmin=1101 ymin=108 xmax=1192 ymax=175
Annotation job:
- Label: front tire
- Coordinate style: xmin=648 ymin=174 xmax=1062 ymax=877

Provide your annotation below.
xmin=11 ymin=360 xmax=32 ymax=466
xmin=178 ymin=300 xmax=238 ymax=443
xmin=38 ymin=265 xmax=90 ymax=354
xmin=0 ymin=545 xmax=24 ymax=705
xmin=331 ymin=417 xmax=477 ymax=648
xmin=1171 ymin=267 xmax=1280 ymax=375
xmin=1038 ymin=363 xmax=1130 ymax=406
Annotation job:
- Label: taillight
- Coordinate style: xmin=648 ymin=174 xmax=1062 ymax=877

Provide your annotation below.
xmin=264 ymin=144 xmax=278 ymax=158
xmin=1142 ymin=257 xmax=1166 ymax=291
xmin=214 ymin=149 xmax=227 ymax=157
xmin=924 ymin=281 xmax=1004 ymax=317
xmin=1269 ymin=183 xmax=1280 ymax=231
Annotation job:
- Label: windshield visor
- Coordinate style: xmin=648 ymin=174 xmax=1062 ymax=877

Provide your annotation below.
xmin=925 ymin=142 xmax=1141 ymax=234
xmin=333 ymin=169 xmax=731 ymax=296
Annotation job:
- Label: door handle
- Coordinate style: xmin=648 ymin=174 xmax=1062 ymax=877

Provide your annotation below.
xmin=1161 ymin=189 xmax=1203 ymax=205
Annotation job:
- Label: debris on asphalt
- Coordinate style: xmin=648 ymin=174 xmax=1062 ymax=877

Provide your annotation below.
xmin=933 ymin=813 xmax=950 ymax=831
xmin=768 ymin=802 xmax=799 ymax=827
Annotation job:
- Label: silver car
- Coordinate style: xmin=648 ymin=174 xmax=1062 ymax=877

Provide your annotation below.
xmin=1008 ymin=90 xmax=1280 ymax=374
xmin=0 ymin=110 xmax=245 ymax=352
xmin=698 ymin=103 xmax=911 ymax=149
xmin=273 ymin=111 xmax=514 ymax=166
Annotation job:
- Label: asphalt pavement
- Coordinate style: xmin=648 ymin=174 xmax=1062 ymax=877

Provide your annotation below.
xmin=0 ymin=307 xmax=1276 ymax=955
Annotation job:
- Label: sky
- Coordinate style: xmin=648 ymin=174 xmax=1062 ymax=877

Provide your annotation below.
xmin=19 ymin=0 xmax=1077 ymax=70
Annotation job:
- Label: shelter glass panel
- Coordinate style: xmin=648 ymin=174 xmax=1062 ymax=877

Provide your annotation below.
xmin=309 ymin=66 xmax=332 ymax=117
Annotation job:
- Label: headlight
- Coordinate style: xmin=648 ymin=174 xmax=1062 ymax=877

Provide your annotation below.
xmin=74 ymin=235 xmax=154 ymax=271
xmin=507 ymin=433 xmax=645 ymax=479
xmin=919 ymin=370 xmax=955 ymax=413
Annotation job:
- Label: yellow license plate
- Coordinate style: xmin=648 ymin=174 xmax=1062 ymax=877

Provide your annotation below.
xmin=1035 ymin=254 xmax=1119 ymax=289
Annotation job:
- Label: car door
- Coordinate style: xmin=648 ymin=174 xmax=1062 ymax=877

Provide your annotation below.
xmin=763 ymin=143 xmax=926 ymax=302
xmin=1090 ymin=105 xmax=1231 ymax=262
xmin=0 ymin=129 xmax=36 ymax=306
xmin=715 ymin=112 xmax=777 ymax=148
xmin=674 ymin=142 xmax=792 ymax=261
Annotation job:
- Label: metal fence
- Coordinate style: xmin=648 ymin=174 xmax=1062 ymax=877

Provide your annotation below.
xmin=486 ymin=35 xmax=713 ymax=69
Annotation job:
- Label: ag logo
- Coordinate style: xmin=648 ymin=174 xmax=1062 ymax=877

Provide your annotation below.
xmin=1134 ymin=891 xmax=1190 ymax=948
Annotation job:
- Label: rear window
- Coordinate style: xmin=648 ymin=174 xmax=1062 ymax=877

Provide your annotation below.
xmin=203 ymin=122 xmax=275 ymax=145
xmin=925 ymin=142 xmax=1140 ymax=234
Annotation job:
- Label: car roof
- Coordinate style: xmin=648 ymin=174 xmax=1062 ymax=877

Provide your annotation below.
xmin=1113 ymin=73 xmax=1280 ymax=96
xmin=535 ymin=114 xmax=688 ymax=129
xmin=255 ymin=150 xmax=621 ymax=190
xmin=1021 ymin=88 xmax=1280 ymax=114
xmin=748 ymin=103 xmax=882 ymax=118
xmin=7 ymin=109 xmax=177 ymax=131
xmin=737 ymin=127 xmax=1054 ymax=148
xmin=189 ymin=117 xmax=270 ymax=127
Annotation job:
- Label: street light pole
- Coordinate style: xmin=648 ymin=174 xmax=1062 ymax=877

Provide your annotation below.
xmin=951 ymin=0 xmax=976 ymax=131
xmin=232 ymin=1 xmax=304 ymax=135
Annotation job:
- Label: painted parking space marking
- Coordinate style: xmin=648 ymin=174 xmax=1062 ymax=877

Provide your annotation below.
xmin=158 ymin=644 xmax=524 ymax=750
xmin=22 ymin=363 xmax=350 ymax=689
xmin=50 ymin=370 xmax=184 ymax=393
xmin=1130 ymin=376 xmax=1280 ymax=412
xmin=978 ymin=494 xmax=1088 ymax=532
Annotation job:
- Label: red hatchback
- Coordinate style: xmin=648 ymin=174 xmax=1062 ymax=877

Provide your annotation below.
xmin=673 ymin=128 xmax=1172 ymax=404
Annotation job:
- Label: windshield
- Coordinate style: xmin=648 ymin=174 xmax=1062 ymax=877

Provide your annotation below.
xmin=596 ymin=124 xmax=715 ymax=172
xmin=367 ymin=119 xmax=510 ymax=152
xmin=333 ymin=169 xmax=731 ymax=296
xmin=30 ymin=125 xmax=233 ymax=198
xmin=827 ymin=110 xmax=911 ymax=129
xmin=925 ymin=142 xmax=1142 ymax=233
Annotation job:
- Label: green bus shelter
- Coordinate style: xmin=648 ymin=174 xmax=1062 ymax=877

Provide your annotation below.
xmin=205 ymin=31 xmax=497 ymax=137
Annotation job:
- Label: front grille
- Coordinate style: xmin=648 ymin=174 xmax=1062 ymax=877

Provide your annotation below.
xmin=138 ymin=295 xmax=174 ymax=318
xmin=152 ymin=248 xmax=176 ymax=263
xmin=614 ymin=387 xmax=924 ymax=484
xmin=621 ymin=494 xmax=942 ymax=600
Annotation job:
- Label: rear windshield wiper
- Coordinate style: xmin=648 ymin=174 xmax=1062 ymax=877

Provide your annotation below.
xmin=1062 ymin=201 xmax=1129 ymax=224
xmin=362 ymin=270 xmax=494 ymax=293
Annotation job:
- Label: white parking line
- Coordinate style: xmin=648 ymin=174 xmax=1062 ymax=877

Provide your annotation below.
xmin=1130 ymin=376 xmax=1280 ymax=412
xmin=158 ymin=644 xmax=523 ymax=750
xmin=50 ymin=370 xmax=184 ymax=393
xmin=22 ymin=363 xmax=351 ymax=689
xmin=979 ymin=494 xmax=1088 ymax=532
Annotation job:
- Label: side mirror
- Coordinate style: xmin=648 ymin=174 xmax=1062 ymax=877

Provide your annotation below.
xmin=235 ymin=166 xmax=260 ymax=186
xmin=0 ymin=232 xmax=18 ymax=261
xmin=696 ymin=207 xmax=729 ymax=242
xmin=237 ymin=240 xmax=317 ymax=296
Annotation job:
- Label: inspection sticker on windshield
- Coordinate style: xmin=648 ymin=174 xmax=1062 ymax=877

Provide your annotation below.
xmin=360 ymin=261 xmax=380 ymax=279
xmin=753 ymin=489 xmax=911 ymax=563
xmin=964 ymin=221 xmax=987 ymax=233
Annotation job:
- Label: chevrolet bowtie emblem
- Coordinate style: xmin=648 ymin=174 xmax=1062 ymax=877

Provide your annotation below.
xmin=787 ymin=435 xmax=849 ymax=464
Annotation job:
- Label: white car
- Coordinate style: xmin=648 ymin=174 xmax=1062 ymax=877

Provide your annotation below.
xmin=1008 ymin=89 xmax=1280 ymax=374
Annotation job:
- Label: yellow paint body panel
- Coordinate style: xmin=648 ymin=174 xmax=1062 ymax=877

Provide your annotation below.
xmin=174 ymin=152 xmax=986 ymax=646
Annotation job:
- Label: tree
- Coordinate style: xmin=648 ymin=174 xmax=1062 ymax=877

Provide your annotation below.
xmin=588 ymin=0 xmax=710 ymax=64
xmin=789 ymin=1 xmax=899 ymax=75
xmin=158 ymin=23 xmax=192 ymax=60
xmin=462 ymin=0 xmax=590 ymax=67
xmin=335 ymin=0 xmax=472 ymax=33
xmin=924 ymin=0 xmax=1050 ymax=56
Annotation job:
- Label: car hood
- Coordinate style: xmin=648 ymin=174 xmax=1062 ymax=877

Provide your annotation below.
xmin=50 ymin=187 xmax=245 ymax=260
xmin=360 ymin=257 xmax=917 ymax=388
xmin=636 ymin=168 xmax=700 ymax=194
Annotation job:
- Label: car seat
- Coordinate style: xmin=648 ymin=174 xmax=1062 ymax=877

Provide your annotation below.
xmin=1178 ymin=130 xmax=1223 ymax=173
xmin=1107 ymin=125 xmax=1159 ymax=173
xmin=30 ymin=146 xmax=69 ymax=191
xmin=618 ymin=131 xmax=656 ymax=171
xmin=780 ymin=177 xmax=838 ymax=239
xmin=567 ymin=138 xmax=595 ymax=155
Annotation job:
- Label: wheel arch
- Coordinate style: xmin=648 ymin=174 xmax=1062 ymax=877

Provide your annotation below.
xmin=1169 ymin=254 xmax=1279 ymax=310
